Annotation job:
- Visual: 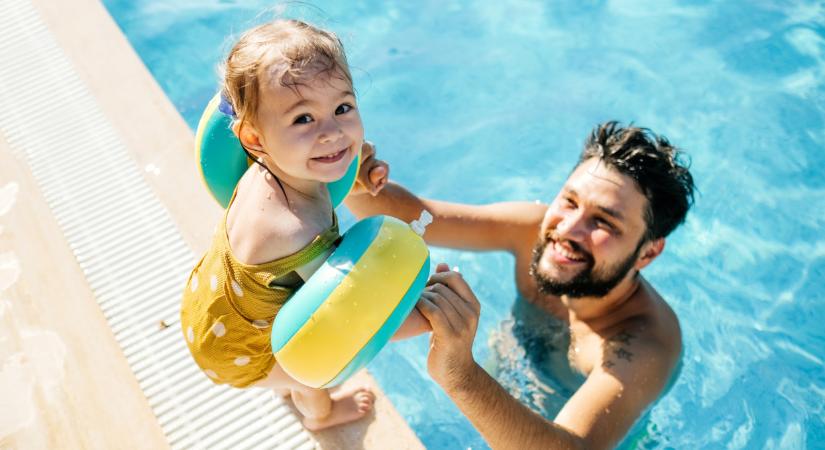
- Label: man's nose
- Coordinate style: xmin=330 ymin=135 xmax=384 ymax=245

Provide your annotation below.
xmin=555 ymin=211 xmax=587 ymax=242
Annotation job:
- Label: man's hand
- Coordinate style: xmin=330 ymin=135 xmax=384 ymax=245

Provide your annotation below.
xmin=416 ymin=263 xmax=482 ymax=392
xmin=351 ymin=141 xmax=389 ymax=196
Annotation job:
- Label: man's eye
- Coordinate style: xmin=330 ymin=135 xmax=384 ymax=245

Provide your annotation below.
xmin=596 ymin=218 xmax=615 ymax=231
xmin=294 ymin=114 xmax=313 ymax=124
xmin=563 ymin=198 xmax=576 ymax=208
xmin=335 ymin=103 xmax=353 ymax=115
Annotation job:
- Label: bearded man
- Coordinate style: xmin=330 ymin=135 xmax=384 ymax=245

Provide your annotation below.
xmin=346 ymin=121 xmax=696 ymax=449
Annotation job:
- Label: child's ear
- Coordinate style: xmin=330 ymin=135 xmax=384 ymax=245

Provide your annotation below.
xmin=233 ymin=121 xmax=263 ymax=153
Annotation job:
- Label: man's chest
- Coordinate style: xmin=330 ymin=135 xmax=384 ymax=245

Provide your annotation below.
xmin=568 ymin=328 xmax=604 ymax=374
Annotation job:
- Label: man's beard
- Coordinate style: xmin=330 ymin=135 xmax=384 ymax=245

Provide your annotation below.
xmin=530 ymin=235 xmax=641 ymax=299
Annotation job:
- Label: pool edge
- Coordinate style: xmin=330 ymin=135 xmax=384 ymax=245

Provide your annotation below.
xmin=3 ymin=0 xmax=425 ymax=448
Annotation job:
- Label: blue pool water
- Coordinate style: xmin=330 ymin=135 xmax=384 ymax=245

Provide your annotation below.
xmin=104 ymin=1 xmax=825 ymax=448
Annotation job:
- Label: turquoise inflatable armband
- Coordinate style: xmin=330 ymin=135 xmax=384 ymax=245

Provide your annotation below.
xmin=194 ymin=93 xmax=360 ymax=208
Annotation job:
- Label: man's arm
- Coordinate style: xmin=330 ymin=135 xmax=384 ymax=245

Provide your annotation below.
xmin=552 ymin=341 xmax=676 ymax=449
xmin=417 ymin=269 xmax=676 ymax=450
xmin=345 ymin=182 xmax=546 ymax=253
xmin=448 ymin=363 xmax=585 ymax=449
xmin=447 ymin=353 xmax=671 ymax=450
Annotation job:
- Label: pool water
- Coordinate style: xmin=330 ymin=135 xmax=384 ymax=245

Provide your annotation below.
xmin=104 ymin=1 xmax=825 ymax=448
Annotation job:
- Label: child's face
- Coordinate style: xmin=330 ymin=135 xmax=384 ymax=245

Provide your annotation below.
xmin=251 ymin=72 xmax=364 ymax=184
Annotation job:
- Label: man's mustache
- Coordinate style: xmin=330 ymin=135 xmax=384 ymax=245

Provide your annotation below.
xmin=541 ymin=230 xmax=594 ymax=264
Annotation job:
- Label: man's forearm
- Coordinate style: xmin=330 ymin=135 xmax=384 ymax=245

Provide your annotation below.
xmin=447 ymin=363 xmax=584 ymax=450
xmin=346 ymin=181 xmax=542 ymax=251
xmin=344 ymin=182 xmax=427 ymax=223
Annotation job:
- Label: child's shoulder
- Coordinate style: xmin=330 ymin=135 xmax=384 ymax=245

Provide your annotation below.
xmin=225 ymin=177 xmax=331 ymax=266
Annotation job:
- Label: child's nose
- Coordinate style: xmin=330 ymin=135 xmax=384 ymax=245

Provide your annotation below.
xmin=318 ymin=120 xmax=344 ymax=144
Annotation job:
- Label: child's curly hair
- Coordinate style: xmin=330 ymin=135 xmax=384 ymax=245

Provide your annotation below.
xmin=222 ymin=19 xmax=352 ymax=134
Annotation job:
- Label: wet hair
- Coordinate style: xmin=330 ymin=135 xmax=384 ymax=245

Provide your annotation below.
xmin=578 ymin=121 xmax=695 ymax=241
xmin=221 ymin=19 xmax=353 ymax=134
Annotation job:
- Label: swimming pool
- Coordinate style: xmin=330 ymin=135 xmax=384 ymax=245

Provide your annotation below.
xmin=103 ymin=1 xmax=825 ymax=448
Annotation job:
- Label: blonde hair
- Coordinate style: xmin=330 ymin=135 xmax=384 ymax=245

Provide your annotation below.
xmin=222 ymin=19 xmax=353 ymax=132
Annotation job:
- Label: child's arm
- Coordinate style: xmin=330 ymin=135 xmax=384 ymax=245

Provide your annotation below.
xmin=391 ymin=308 xmax=432 ymax=341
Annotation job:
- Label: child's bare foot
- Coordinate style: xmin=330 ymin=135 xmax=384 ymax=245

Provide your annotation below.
xmin=302 ymin=386 xmax=375 ymax=431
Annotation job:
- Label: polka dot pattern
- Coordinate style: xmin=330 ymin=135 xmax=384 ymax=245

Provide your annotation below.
xmin=231 ymin=279 xmax=243 ymax=297
xmin=211 ymin=321 xmax=226 ymax=337
xmin=234 ymin=356 xmax=250 ymax=366
xmin=179 ymin=210 xmax=328 ymax=388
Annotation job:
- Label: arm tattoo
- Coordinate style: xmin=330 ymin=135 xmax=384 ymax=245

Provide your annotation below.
xmin=610 ymin=331 xmax=634 ymax=345
xmin=602 ymin=331 xmax=636 ymax=368
xmin=614 ymin=347 xmax=633 ymax=362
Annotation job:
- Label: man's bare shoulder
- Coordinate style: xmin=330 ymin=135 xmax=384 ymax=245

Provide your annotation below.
xmin=555 ymin=292 xmax=682 ymax=450
xmin=599 ymin=284 xmax=682 ymax=391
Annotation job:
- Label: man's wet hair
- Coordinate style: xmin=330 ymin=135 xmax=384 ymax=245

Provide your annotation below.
xmin=579 ymin=121 xmax=695 ymax=241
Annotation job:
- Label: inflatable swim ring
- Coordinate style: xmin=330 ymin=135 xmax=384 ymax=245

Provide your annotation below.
xmin=272 ymin=214 xmax=430 ymax=388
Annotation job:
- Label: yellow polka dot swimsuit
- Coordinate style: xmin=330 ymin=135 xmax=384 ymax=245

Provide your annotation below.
xmin=180 ymin=199 xmax=340 ymax=388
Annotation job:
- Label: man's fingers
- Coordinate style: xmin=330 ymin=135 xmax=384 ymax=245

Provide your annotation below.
xmin=421 ymin=290 xmax=473 ymax=338
xmin=426 ymin=271 xmax=481 ymax=313
xmin=369 ymin=165 xmax=386 ymax=181
xmin=425 ymin=288 xmax=466 ymax=329
xmin=435 ymin=263 xmax=450 ymax=273
xmin=356 ymin=141 xmax=389 ymax=196
xmin=368 ymin=163 xmax=388 ymax=195
xmin=428 ymin=283 xmax=479 ymax=324
xmin=420 ymin=291 xmax=456 ymax=331
xmin=416 ymin=295 xmax=454 ymax=334
xmin=361 ymin=140 xmax=376 ymax=159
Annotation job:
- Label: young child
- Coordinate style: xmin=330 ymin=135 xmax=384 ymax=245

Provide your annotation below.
xmin=180 ymin=19 xmax=428 ymax=430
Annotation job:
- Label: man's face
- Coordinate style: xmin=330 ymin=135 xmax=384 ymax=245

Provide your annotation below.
xmin=531 ymin=158 xmax=650 ymax=298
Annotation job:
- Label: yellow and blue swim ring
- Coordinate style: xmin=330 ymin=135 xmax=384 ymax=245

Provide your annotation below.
xmin=272 ymin=214 xmax=430 ymax=388
xmin=194 ymin=93 xmax=430 ymax=388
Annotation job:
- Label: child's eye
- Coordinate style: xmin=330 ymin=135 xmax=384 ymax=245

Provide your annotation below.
xmin=293 ymin=114 xmax=313 ymax=125
xmin=335 ymin=103 xmax=353 ymax=115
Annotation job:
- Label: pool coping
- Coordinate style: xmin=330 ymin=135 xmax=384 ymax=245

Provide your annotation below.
xmin=0 ymin=0 xmax=424 ymax=448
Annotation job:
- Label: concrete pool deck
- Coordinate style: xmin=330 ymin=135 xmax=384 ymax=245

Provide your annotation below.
xmin=0 ymin=0 xmax=423 ymax=448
